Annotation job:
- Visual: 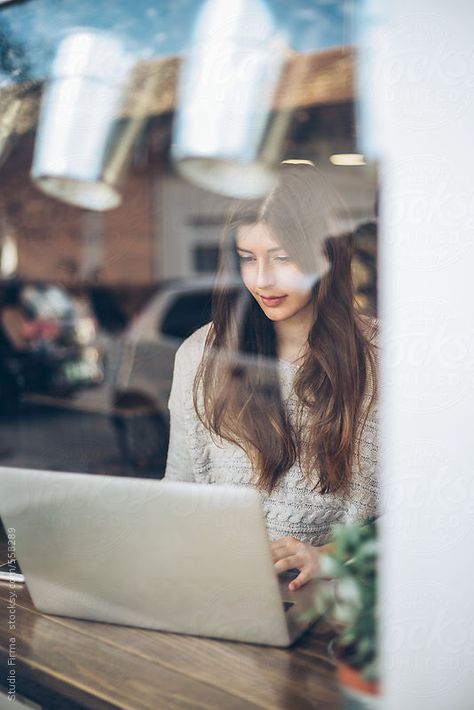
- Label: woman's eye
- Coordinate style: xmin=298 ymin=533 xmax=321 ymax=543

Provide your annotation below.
xmin=237 ymin=255 xmax=255 ymax=264
xmin=274 ymin=255 xmax=291 ymax=263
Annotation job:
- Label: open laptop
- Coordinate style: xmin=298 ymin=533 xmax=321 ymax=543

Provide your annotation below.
xmin=0 ymin=466 xmax=331 ymax=647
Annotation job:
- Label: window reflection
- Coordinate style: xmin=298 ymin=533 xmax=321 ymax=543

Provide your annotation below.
xmin=0 ymin=1 xmax=378 ymax=480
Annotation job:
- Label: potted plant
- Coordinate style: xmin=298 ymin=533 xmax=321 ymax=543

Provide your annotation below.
xmin=317 ymin=517 xmax=380 ymax=709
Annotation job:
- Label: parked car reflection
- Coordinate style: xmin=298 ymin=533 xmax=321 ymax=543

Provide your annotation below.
xmin=111 ymin=278 xmax=216 ymax=474
xmin=0 ymin=281 xmax=105 ymax=415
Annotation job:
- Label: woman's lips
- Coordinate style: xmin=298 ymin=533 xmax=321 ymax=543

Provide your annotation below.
xmin=260 ymin=295 xmax=288 ymax=307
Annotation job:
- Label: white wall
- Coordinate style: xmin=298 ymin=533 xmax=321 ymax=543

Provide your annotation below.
xmin=154 ymin=174 xmax=237 ymax=280
xmin=378 ymin=1 xmax=474 ymax=707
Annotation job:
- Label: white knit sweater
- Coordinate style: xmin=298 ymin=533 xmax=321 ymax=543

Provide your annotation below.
xmin=165 ymin=324 xmax=378 ymax=546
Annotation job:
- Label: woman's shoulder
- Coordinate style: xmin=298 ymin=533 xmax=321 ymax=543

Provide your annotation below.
xmin=174 ymin=322 xmax=212 ymax=370
xmin=358 ymin=314 xmax=379 ymax=346
xmin=354 ymin=315 xmax=379 ymax=404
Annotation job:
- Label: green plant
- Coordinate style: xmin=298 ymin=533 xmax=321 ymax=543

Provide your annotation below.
xmin=318 ymin=517 xmax=378 ymax=682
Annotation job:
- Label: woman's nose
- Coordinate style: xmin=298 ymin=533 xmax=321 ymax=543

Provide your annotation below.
xmin=255 ymin=260 xmax=276 ymax=289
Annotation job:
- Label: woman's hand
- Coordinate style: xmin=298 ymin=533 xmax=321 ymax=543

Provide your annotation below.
xmin=270 ymin=536 xmax=330 ymax=591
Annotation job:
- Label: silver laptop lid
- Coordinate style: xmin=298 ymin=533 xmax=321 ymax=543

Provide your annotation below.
xmin=0 ymin=466 xmax=292 ymax=645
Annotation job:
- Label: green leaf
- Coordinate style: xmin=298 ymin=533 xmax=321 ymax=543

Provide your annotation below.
xmin=321 ymin=517 xmax=379 ymax=680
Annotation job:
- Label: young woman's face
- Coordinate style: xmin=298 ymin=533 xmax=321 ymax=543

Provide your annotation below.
xmin=236 ymin=222 xmax=315 ymax=323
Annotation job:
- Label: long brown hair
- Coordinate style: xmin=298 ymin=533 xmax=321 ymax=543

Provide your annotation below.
xmin=193 ymin=164 xmax=377 ymax=493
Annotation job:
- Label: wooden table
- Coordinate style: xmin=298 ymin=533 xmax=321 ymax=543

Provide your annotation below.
xmin=0 ymin=545 xmax=341 ymax=709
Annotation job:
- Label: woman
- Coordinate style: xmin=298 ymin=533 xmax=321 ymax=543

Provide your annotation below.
xmin=165 ymin=164 xmax=378 ymax=591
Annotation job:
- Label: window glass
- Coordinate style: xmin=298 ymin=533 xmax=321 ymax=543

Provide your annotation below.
xmin=160 ymin=291 xmax=213 ymax=340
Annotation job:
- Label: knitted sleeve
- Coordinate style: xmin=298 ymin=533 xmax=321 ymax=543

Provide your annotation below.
xmin=164 ymin=343 xmax=194 ymax=482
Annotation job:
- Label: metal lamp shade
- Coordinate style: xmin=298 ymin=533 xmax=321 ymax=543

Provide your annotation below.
xmin=172 ymin=0 xmax=287 ymax=199
xmin=31 ymin=29 xmax=133 ymax=211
